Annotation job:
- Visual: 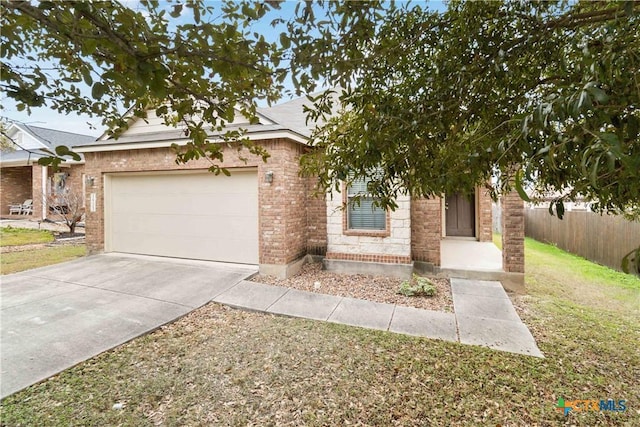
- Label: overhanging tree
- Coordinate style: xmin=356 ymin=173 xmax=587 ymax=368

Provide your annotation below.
xmin=1 ymin=0 xmax=638 ymax=271
xmin=1 ymin=0 xmax=285 ymax=172
xmin=288 ymin=1 xmax=639 ymax=219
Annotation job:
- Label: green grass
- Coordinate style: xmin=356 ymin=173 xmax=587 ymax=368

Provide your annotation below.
xmin=0 ymin=245 xmax=86 ymax=275
xmin=0 ymin=226 xmax=54 ymax=246
xmin=1 ymin=239 xmax=639 ymax=425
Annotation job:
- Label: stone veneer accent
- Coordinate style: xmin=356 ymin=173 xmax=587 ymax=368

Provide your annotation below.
xmin=326 ymin=191 xmax=411 ymax=263
xmin=501 ymin=189 xmax=525 ymax=273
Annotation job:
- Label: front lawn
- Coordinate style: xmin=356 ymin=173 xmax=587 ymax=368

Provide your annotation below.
xmin=0 ymin=226 xmax=54 ymax=246
xmin=0 ymin=245 xmax=86 ymax=275
xmin=1 ymin=239 xmax=638 ymax=425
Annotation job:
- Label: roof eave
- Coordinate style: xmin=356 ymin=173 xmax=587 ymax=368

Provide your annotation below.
xmin=75 ymin=128 xmax=310 ymax=153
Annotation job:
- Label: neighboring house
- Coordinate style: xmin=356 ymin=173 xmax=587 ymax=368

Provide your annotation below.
xmin=526 ymin=192 xmax=593 ymax=212
xmin=74 ymin=97 xmax=525 ymax=286
xmin=0 ymin=124 xmax=96 ymax=219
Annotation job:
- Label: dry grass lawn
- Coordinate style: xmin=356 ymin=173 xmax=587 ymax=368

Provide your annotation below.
xmin=1 ymin=238 xmax=638 ymax=425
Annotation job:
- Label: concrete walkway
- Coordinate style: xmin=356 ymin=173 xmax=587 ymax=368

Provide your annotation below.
xmin=215 ymin=277 xmax=543 ymax=358
xmin=0 ymin=218 xmax=83 ymax=233
xmin=1 ymin=255 xmax=541 ymax=398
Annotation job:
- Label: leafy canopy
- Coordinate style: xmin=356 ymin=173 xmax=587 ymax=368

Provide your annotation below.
xmin=1 ymin=0 xmax=285 ymax=172
xmin=289 ymin=1 xmax=640 ymax=222
xmin=1 ymin=0 xmax=639 ymax=219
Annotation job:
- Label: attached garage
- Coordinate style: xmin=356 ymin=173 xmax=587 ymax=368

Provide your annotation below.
xmin=104 ymin=169 xmax=259 ymax=264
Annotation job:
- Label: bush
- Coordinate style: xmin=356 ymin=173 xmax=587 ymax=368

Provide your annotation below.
xmin=397 ymin=274 xmax=437 ymax=297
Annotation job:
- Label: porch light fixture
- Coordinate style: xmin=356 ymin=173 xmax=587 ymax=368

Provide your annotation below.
xmin=265 ymin=171 xmax=274 ymax=184
xmin=86 ymin=176 xmax=96 ymax=187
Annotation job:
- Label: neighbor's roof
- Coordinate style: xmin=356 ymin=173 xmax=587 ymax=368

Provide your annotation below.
xmin=20 ymin=125 xmax=97 ymax=149
xmin=0 ymin=124 xmax=96 ymax=166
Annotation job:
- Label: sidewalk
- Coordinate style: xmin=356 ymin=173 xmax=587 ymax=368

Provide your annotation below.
xmin=213 ymin=277 xmax=543 ymax=358
xmin=0 ymin=219 xmax=84 ymax=234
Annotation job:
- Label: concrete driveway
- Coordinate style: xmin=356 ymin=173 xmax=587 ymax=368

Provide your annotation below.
xmin=0 ymin=254 xmax=256 ymax=398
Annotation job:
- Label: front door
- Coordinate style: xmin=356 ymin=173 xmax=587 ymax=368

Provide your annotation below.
xmin=445 ymin=193 xmax=475 ymax=237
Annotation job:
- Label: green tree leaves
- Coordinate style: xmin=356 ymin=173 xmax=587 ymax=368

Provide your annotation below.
xmin=1 ymin=0 xmax=285 ymax=167
xmin=283 ymin=1 xmax=639 ymax=222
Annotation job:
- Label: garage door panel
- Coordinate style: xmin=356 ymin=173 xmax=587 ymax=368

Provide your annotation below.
xmin=113 ymin=196 xmax=255 ymax=217
xmin=107 ymin=171 xmax=259 ymax=264
xmin=111 ymin=233 xmax=258 ymax=263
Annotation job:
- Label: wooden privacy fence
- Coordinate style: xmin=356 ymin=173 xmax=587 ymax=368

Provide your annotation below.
xmin=525 ymin=209 xmax=640 ymax=275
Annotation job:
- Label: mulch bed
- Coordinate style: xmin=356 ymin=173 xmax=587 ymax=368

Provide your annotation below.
xmin=251 ymin=262 xmax=453 ymax=312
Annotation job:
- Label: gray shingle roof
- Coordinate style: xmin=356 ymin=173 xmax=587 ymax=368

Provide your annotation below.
xmin=1 ymin=125 xmax=96 ymax=165
xmin=19 ymin=125 xmax=97 ymax=149
xmin=77 ymin=92 xmax=341 ymax=151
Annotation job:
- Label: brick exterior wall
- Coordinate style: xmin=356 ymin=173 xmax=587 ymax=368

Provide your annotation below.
xmin=258 ymin=140 xmax=309 ymax=264
xmin=501 ymin=190 xmax=525 ymax=273
xmin=410 ymin=197 xmax=442 ymax=265
xmin=83 ymin=139 xmax=311 ymax=266
xmin=477 ymin=186 xmax=493 ymax=242
xmin=306 ymin=177 xmax=327 ymax=255
xmin=2 ymin=164 xmax=84 ymax=219
xmin=325 ymin=252 xmax=412 ymax=264
xmin=1 ymin=166 xmax=32 ymax=216
xmin=65 ymin=164 xmax=86 ymax=196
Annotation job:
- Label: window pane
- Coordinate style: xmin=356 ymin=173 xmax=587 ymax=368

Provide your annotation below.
xmin=347 ymin=178 xmax=368 ymax=196
xmin=349 ymin=197 xmax=386 ymax=230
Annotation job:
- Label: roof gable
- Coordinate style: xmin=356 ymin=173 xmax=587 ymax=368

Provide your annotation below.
xmin=99 ymin=107 xmax=277 ymax=141
xmin=1 ymin=124 xmax=96 ymax=166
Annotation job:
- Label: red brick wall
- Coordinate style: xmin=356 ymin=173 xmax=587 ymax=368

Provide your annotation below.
xmin=477 ymin=186 xmax=493 ymax=242
xmin=410 ymin=197 xmax=442 ymax=265
xmin=258 ymin=140 xmax=309 ymax=264
xmin=306 ymin=177 xmax=327 ymax=255
xmin=65 ymin=164 xmax=85 ymax=196
xmin=83 ymin=140 xmax=312 ymax=266
xmin=0 ymin=166 xmax=32 ymax=215
xmin=501 ymin=190 xmax=525 ymax=273
xmin=325 ymin=252 xmax=411 ymax=264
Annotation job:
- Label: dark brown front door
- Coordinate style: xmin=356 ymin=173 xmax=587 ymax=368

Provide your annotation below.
xmin=445 ymin=193 xmax=475 ymax=237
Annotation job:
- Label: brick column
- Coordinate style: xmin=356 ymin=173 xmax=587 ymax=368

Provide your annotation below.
xmin=411 ymin=197 xmax=442 ymax=266
xmin=501 ymin=190 xmax=525 ymax=273
xmin=477 ymin=187 xmax=493 ymax=242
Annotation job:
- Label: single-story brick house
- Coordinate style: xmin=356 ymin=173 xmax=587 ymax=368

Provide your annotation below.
xmin=75 ymin=97 xmax=525 ymax=288
xmin=0 ymin=124 xmax=95 ymax=219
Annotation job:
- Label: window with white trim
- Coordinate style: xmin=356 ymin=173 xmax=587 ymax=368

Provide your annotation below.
xmin=347 ymin=177 xmax=386 ymax=230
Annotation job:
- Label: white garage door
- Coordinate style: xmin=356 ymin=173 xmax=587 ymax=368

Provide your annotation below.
xmin=106 ymin=170 xmax=258 ymax=264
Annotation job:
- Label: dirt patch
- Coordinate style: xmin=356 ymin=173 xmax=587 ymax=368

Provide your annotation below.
xmin=251 ymin=262 xmax=453 ymax=312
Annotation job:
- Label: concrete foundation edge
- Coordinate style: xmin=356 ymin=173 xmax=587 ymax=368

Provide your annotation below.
xmin=259 ymin=256 xmax=308 ymax=279
xmin=323 ymin=259 xmax=413 ymax=279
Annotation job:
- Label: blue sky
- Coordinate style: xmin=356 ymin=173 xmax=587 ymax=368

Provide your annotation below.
xmin=1 ymin=1 xmax=447 ymax=137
